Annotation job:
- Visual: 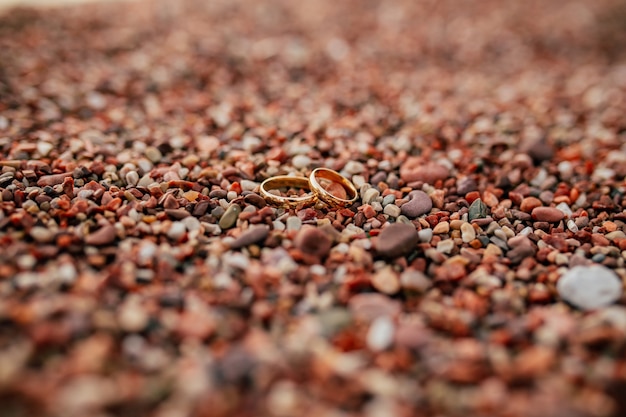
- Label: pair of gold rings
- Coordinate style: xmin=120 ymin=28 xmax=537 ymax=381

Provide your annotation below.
xmin=260 ymin=168 xmax=358 ymax=209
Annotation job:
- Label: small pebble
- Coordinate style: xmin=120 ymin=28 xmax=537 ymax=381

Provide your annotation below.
xmin=375 ymin=223 xmax=419 ymax=259
xmin=436 ymin=239 xmax=455 ymax=254
xmin=366 ymin=316 xmax=395 ymax=351
xmin=461 ymin=222 xmax=476 ymax=243
xmin=418 ymin=228 xmax=433 ymax=243
xmin=531 ymin=207 xmax=564 ymax=223
xmin=219 ymin=204 xmax=241 ymax=229
xmin=294 ymin=226 xmax=332 ymax=258
xmin=400 ymin=190 xmax=432 ymax=218
xmin=557 ymin=265 xmax=622 ymax=310
xmin=468 ymin=198 xmax=488 ymax=221
xmin=371 ymin=266 xmax=401 ymax=294
xmin=286 ymin=216 xmax=302 ymax=231
xmin=433 ymin=221 xmax=450 ymax=234
xmin=383 ymin=204 xmax=401 ymax=218
xmin=85 ymin=225 xmax=116 ymax=246
xmin=229 ymin=225 xmax=269 ymax=249
xmin=166 ymin=222 xmax=186 ymax=240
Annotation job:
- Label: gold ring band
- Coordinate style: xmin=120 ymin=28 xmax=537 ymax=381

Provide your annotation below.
xmin=309 ymin=168 xmax=358 ymax=208
xmin=259 ymin=175 xmax=317 ymax=208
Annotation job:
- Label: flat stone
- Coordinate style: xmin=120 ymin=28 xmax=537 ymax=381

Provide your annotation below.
xmin=229 ymin=225 xmax=270 ymax=249
xmin=461 ymin=222 xmax=476 ymax=243
xmin=375 ymin=223 xmax=419 ymax=259
xmin=37 ymin=172 xmax=73 ymax=187
xmin=557 ymin=265 xmax=622 ymax=310
xmin=400 ymin=190 xmax=432 ymax=218
xmin=531 ymin=207 xmax=564 ymax=223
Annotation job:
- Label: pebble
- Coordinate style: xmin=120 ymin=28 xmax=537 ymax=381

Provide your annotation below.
xmin=293 ymin=226 xmax=332 ymax=258
xmin=436 ymin=239 xmax=455 ymax=254
xmin=166 ymin=222 xmax=186 ymax=240
xmin=362 ymin=188 xmax=380 ymax=205
xmin=371 ymin=266 xmax=401 ymax=294
xmin=30 ymin=226 xmax=55 ymax=243
xmin=400 ymin=190 xmax=432 ymax=218
xmin=366 ymin=316 xmax=395 ymax=351
xmin=125 ymin=171 xmax=139 ymax=186
xmin=219 ymin=204 xmax=241 ymax=229
xmin=286 ymin=216 xmax=302 ymax=231
xmin=348 ymin=293 xmax=401 ymax=321
xmin=292 ymin=154 xmax=311 ymax=169
xmin=520 ymin=197 xmax=542 ymax=213
xmin=400 ymin=158 xmax=449 ymax=184
xmin=383 ymin=204 xmax=401 ymax=218
xmin=229 ymin=225 xmax=270 ymax=249
xmin=468 ymin=198 xmax=488 ymax=221
xmin=400 ymin=270 xmax=432 ymax=292
xmin=418 ymin=228 xmax=433 ymax=243
xmin=375 ymin=223 xmax=419 ymax=259
xmin=433 ymin=221 xmax=450 ymax=234
xmin=531 ymin=207 xmax=564 ymax=223
xmin=557 ymin=265 xmax=622 ymax=310
xmin=461 ymin=223 xmax=476 ymax=243
xmin=382 ymin=194 xmax=396 ymax=206
xmin=84 ymin=225 xmax=117 ymax=246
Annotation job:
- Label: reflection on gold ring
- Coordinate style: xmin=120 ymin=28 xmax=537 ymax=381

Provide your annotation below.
xmin=259 ymin=175 xmax=317 ymax=208
xmin=309 ymin=168 xmax=358 ymax=208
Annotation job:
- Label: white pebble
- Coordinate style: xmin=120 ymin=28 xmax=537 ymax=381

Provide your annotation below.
xmin=273 ymin=220 xmax=286 ymax=231
xmin=292 ymin=155 xmax=311 ymax=169
xmin=286 ymin=216 xmax=302 ymax=231
xmin=567 ymin=220 xmax=579 ymax=233
xmin=125 ymin=171 xmax=139 ymax=186
xmin=436 ymin=239 xmax=455 ymax=254
xmin=461 ymin=223 xmax=476 ymax=243
xmin=418 ymin=228 xmax=433 ymax=243
xmin=362 ymin=188 xmax=380 ymax=204
xmin=343 ymin=160 xmax=365 ymax=175
xmin=366 ymin=316 xmax=395 ymax=351
xmin=557 ymin=265 xmax=622 ymax=310
xmin=556 ymin=202 xmax=573 ymax=218
xmin=166 ymin=222 xmax=186 ymax=240
xmin=352 ymin=175 xmax=366 ymax=189
xmin=226 ymin=191 xmax=238 ymax=201
xmin=240 ymin=180 xmax=258 ymax=192
xmin=383 ymin=204 xmax=401 ymax=218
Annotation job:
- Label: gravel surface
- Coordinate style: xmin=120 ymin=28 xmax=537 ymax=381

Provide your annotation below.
xmin=1 ymin=0 xmax=626 ymax=416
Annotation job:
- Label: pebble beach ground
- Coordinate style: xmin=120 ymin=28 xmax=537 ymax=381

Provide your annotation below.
xmin=1 ymin=0 xmax=626 ymax=416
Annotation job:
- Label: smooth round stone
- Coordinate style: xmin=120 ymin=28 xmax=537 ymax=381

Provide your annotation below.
xmin=375 ymin=223 xmax=419 ymax=259
xmin=532 ymin=207 xmax=564 ymax=223
xmin=382 ymin=194 xmax=396 ymax=206
xmin=371 ymin=266 xmax=401 ymax=294
xmin=557 ymin=265 xmax=623 ymax=310
xmin=294 ymin=226 xmax=332 ymax=258
xmin=400 ymin=190 xmax=432 ymax=218
xmin=292 ymin=154 xmax=311 ymax=169
xmin=219 ymin=204 xmax=241 ymax=229
xmin=418 ymin=228 xmax=433 ymax=243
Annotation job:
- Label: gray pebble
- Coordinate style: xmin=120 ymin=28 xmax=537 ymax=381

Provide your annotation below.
xmin=468 ymin=198 xmax=488 ymax=221
xmin=219 ymin=204 xmax=241 ymax=229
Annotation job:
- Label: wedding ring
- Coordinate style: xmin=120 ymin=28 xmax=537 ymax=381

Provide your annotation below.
xmin=309 ymin=168 xmax=358 ymax=208
xmin=259 ymin=175 xmax=317 ymax=208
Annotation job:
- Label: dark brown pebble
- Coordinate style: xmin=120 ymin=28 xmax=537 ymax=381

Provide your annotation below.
xmin=209 ymin=189 xmax=228 ymax=199
xmin=375 ymin=223 xmax=419 ymax=259
xmin=244 ymin=193 xmax=267 ymax=208
xmin=293 ymin=225 xmax=332 ymax=258
xmin=165 ymin=209 xmax=191 ymax=219
xmin=229 ymin=225 xmax=270 ymax=249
